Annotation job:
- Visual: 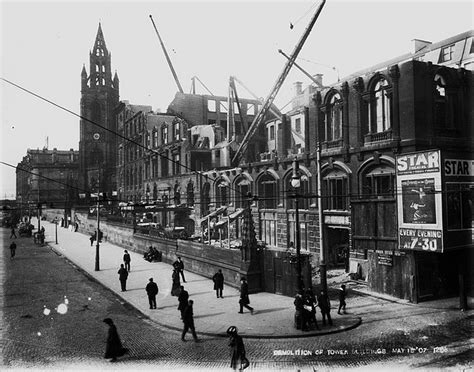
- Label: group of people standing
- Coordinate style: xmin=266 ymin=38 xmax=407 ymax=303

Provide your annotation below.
xmin=294 ymin=284 xmax=347 ymax=331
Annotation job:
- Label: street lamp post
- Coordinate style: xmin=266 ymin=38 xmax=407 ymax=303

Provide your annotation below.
xmin=290 ymin=159 xmax=303 ymax=292
xmin=95 ymin=183 xmax=100 ymax=271
xmin=316 ymin=143 xmax=328 ymax=293
xmin=94 ymin=133 xmax=101 ymax=271
xmin=54 ymin=217 xmax=58 ymax=244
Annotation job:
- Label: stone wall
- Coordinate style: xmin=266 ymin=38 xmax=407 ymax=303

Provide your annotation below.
xmin=72 ymin=210 xmax=246 ymax=290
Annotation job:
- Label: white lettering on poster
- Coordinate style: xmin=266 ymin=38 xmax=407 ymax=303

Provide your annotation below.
xmin=397 ymin=151 xmax=439 ymax=173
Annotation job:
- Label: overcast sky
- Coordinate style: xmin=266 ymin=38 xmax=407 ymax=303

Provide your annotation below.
xmin=1 ymin=0 xmax=472 ymax=199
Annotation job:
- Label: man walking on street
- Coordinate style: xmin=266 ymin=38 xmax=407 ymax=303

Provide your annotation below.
xmin=173 ymin=256 xmax=186 ymax=283
xmin=317 ymin=289 xmax=333 ymax=326
xmin=118 ymin=264 xmax=128 ymax=292
xmin=10 ymin=226 xmax=17 ymax=239
xmin=9 ymin=241 xmax=17 ymax=259
xmin=177 ymin=285 xmax=189 ymax=319
xmin=145 ymin=278 xmax=158 ymax=309
xmin=212 ymin=269 xmax=224 ymax=298
xmin=338 ymin=284 xmax=347 ymax=314
xmin=123 ymin=250 xmax=131 ymax=272
xmin=238 ymin=278 xmax=254 ymax=315
xmin=181 ymin=300 xmax=198 ymax=342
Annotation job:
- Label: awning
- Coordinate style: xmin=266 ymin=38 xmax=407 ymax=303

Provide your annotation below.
xmin=200 ymin=206 xmax=227 ymax=224
xmin=214 ymin=208 xmax=245 ymax=228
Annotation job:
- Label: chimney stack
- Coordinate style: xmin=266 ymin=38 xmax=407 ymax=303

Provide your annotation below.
xmin=294 ymin=81 xmax=303 ymax=96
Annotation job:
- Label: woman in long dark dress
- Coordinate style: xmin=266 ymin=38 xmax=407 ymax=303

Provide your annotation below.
xmin=171 ymin=268 xmax=181 ymax=296
xmin=227 ymin=326 xmax=249 ymax=370
xmin=103 ymin=318 xmax=127 ymax=362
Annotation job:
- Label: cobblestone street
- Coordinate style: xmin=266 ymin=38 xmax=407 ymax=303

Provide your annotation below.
xmin=1 ymin=228 xmax=472 ymax=371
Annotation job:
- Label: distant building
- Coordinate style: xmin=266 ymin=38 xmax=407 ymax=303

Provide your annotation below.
xmin=16 ymin=148 xmax=79 ymax=220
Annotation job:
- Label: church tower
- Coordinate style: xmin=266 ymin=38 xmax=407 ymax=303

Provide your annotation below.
xmin=79 ymin=23 xmax=119 ymax=199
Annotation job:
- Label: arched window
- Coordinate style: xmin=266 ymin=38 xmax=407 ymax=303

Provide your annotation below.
xmin=215 ymin=179 xmax=229 ymax=207
xmin=370 ymin=78 xmax=392 ymax=133
xmin=323 ymin=169 xmax=349 ymax=210
xmin=234 ymin=176 xmax=251 ymax=209
xmin=326 ymin=93 xmax=343 ymax=142
xmin=361 ymin=164 xmax=394 ymax=199
xmin=257 ymin=173 xmax=278 ymax=209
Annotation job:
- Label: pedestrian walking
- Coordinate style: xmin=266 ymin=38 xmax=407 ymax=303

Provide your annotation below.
xmin=317 ymin=289 xmax=333 ymax=326
xmin=338 ymin=284 xmax=347 ymax=314
xmin=40 ymin=226 xmax=45 ymax=245
xmin=9 ymin=241 xmax=17 ymax=259
xmin=227 ymin=326 xmax=249 ymax=371
xmin=238 ymin=278 xmax=254 ymax=315
xmin=212 ymin=269 xmax=224 ymax=298
xmin=181 ymin=300 xmax=199 ymax=342
xmin=103 ymin=318 xmax=128 ymax=362
xmin=123 ymin=250 xmax=131 ymax=272
xmin=177 ymin=285 xmax=189 ymax=319
xmin=117 ymin=264 xmax=128 ymax=291
xmin=145 ymin=278 xmax=158 ymax=309
xmin=171 ymin=268 xmax=181 ymax=296
xmin=10 ymin=226 xmax=17 ymax=239
xmin=173 ymin=256 xmax=186 ymax=282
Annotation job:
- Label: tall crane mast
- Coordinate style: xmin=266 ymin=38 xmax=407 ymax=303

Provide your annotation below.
xmin=149 ymin=15 xmax=184 ymax=93
xmin=231 ymin=0 xmax=326 ymax=166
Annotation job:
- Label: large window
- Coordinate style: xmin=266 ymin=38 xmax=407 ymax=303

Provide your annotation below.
xmin=172 ymin=153 xmax=180 ymax=175
xmin=216 ymin=179 xmax=229 ymax=207
xmin=370 ymin=78 xmax=392 ymax=133
xmin=207 ymin=100 xmax=216 ymax=112
xmin=173 ymin=122 xmax=180 ymax=141
xmin=234 ymin=177 xmax=251 ymax=209
xmin=161 ymin=126 xmax=168 ymax=145
xmin=261 ymin=213 xmax=277 ymax=247
xmin=258 ymin=174 xmax=278 ymax=209
xmin=440 ymin=45 xmax=454 ymax=63
xmin=362 ymin=165 xmax=394 ymax=199
xmin=324 ymin=170 xmax=348 ymax=210
xmin=328 ymin=93 xmax=342 ymax=141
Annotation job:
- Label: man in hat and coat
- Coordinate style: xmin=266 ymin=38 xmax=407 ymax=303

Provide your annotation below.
xmin=177 ymin=285 xmax=189 ymax=319
xmin=238 ymin=278 xmax=254 ymax=314
xmin=181 ymin=299 xmax=199 ymax=342
xmin=145 ymin=278 xmax=158 ymax=309
xmin=117 ymin=264 xmax=128 ymax=292
xmin=212 ymin=269 xmax=224 ymax=298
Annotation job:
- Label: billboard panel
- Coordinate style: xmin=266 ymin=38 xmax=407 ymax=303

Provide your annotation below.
xmin=396 ymin=150 xmax=443 ymax=253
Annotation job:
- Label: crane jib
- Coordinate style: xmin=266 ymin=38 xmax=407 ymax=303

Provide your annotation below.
xmin=231 ymin=0 xmax=326 ymax=165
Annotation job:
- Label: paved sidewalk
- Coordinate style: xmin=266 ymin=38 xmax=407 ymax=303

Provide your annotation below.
xmin=36 ymin=218 xmax=360 ymax=338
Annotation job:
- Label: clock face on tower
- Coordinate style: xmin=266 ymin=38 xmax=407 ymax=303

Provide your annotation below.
xmin=93 ymin=133 xmax=100 ymax=141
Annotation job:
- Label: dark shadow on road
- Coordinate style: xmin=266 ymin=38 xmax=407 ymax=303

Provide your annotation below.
xmin=249 ymin=307 xmax=287 ymax=315
xmin=194 ymin=311 xmax=226 ymax=319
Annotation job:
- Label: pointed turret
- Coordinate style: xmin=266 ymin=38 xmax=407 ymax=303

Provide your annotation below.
xmin=81 ymin=64 xmax=88 ymax=91
xmin=89 ymin=22 xmax=111 ymax=88
xmin=113 ymin=70 xmax=119 ymax=91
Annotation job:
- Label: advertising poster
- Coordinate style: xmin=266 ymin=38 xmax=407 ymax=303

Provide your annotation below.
xmin=396 ymin=150 xmax=443 ymax=253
